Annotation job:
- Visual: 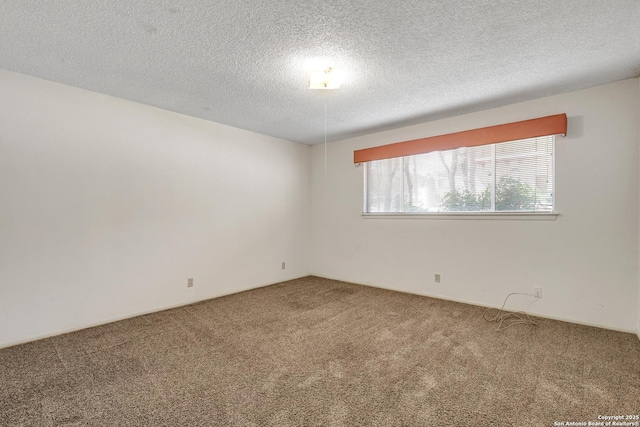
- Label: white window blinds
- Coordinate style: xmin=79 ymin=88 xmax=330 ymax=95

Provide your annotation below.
xmin=364 ymin=136 xmax=554 ymax=213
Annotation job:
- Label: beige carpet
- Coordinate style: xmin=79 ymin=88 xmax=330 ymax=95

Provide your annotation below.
xmin=1 ymin=276 xmax=639 ymax=426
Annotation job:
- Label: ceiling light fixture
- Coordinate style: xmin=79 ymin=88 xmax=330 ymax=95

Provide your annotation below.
xmin=309 ymin=67 xmax=343 ymax=89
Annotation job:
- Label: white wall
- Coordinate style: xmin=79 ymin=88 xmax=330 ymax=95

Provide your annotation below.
xmin=0 ymin=70 xmax=310 ymax=348
xmin=2 ymin=70 xmax=638 ymax=348
xmin=311 ymin=78 xmax=640 ymax=333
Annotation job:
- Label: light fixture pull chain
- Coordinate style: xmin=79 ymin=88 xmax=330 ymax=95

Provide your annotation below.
xmin=324 ymin=103 xmax=327 ymax=174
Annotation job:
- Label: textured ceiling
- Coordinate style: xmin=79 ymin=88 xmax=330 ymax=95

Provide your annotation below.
xmin=1 ymin=1 xmax=639 ymax=145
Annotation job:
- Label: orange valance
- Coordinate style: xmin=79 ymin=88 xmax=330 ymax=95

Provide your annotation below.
xmin=354 ymin=114 xmax=567 ymax=163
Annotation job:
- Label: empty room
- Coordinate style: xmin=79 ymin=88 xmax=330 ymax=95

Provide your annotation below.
xmin=1 ymin=1 xmax=639 ymax=426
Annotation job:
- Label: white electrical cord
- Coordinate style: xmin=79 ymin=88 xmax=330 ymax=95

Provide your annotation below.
xmin=483 ymin=292 xmax=538 ymax=331
xmin=324 ymin=103 xmax=327 ymax=174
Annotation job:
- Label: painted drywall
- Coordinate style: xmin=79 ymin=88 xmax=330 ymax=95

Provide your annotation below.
xmin=0 ymin=70 xmax=310 ymax=348
xmin=310 ymin=78 xmax=640 ymax=333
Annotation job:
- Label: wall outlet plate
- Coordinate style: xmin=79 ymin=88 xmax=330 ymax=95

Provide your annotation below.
xmin=188 ymin=278 xmax=194 ymax=288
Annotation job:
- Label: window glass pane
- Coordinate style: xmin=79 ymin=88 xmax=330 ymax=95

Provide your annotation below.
xmin=400 ymin=145 xmax=493 ymax=212
xmin=435 ymin=145 xmax=493 ymax=212
xmin=494 ymin=136 xmax=553 ymax=212
xmin=366 ymin=158 xmax=403 ymax=213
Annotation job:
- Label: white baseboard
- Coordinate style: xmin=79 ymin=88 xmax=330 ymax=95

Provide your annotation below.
xmin=311 ymin=274 xmax=638 ymax=335
xmin=0 ymin=274 xmax=310 ymax=350
xmin=4 ymin=274 xmax=635 ymax=349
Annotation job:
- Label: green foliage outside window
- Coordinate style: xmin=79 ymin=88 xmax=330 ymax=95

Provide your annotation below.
xmin=441 ymin=176 xmax=537 ymax=212
xmin=440 ymin=187 xmax=491 ymax=211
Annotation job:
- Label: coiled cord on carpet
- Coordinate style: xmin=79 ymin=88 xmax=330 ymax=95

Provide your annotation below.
xmin=483 ymin=292 xmax=538 ymax=331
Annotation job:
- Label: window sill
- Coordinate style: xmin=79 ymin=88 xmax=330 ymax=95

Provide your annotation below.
xmin=361 ymin=212 xmax=559 ymax=221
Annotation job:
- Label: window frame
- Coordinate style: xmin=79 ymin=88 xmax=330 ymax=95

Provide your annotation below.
xmin=361 ymin=136 xmax=558 ymax=220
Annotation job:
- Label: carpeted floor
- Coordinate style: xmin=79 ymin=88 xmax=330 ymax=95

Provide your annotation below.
xmin=1 ymin=276 xmax=639 ymax=426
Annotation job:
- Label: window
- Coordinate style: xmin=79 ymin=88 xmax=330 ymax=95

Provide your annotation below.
xmin=364 ymin=136 xmax=554 ymax=214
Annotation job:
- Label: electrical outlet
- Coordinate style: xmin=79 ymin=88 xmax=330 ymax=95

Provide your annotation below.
xmin=534 ymin=287 xmax=542 ymax=298
xmin=435 ymin=274 xmax=441 ymax=283
xmin=187 ymin=278 xmax=193 ymax=288
xmin=281 ymin=262 xmax=286 ymax=270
